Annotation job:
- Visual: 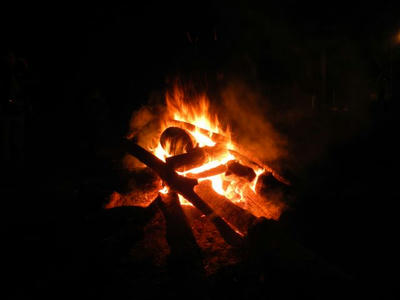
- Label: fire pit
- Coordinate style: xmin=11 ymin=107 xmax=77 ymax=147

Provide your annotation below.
xmin=105 ymin=83 xmax=291 ymax=271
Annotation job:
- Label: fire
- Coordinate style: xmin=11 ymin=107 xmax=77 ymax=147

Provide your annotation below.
xmin=150 ymin=85 xmax=265 ymax=206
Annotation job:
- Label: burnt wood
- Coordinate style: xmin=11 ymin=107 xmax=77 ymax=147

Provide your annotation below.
xmin=225 ymin=160 xmax=256 ymax=182
xmin=229 ymin=149 xmax=291 ymax=186
xmin=241 ymin=185 xmax=284 ymax=220
xmin=157 ymin=192 xmax=202 ymax=261
xmin=160 ymin=126 xmax=194 ymax=155
xmin=195 ymin=180 xmax=258 ymax=235
xmin=124 ymin=140 xmax=243 ymax=246
xmin=168 ymin=119 xmax=229 ymax=144
xmin=166 ymin=147 xmax=206 ymax=171
xmin=165 ymin=144 xmax=227 ymax=172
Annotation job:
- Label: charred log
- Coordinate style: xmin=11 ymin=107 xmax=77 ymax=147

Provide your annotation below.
xmin=166 ymin=147 xmax=206 ymax=172
xmin=124 ymin=140 xmax=243 ymax=246
xmin=229 ymin=149 xmax=291 ymax=186
xmin=160 ymin=127 xmax=194 ymax=156
xmin=225 ymin=161 xmax=256 ymax=182
xmin=228 ymin=149 xmax=263 ymax=171
xmin=168 ymin=119 xmax=229 ymax=144
xmin=166 ymin=144 xmax=227 ymax=172
xmin=157 ymin=192 xmax=202 ymax=263
xmin=195 ymin=180 xmax=258 ymax=235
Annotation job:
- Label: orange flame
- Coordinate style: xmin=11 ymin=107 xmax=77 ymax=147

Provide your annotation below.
xmin=150 ymin=85 xmax=264 ymax=207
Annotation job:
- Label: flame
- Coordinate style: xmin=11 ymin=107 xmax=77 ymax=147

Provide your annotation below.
xmin=149 ymin=85 xmax=265 ymax=206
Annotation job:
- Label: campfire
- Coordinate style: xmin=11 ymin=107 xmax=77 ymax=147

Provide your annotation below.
xmin=106 ymin=83 xmax=290 ymax=250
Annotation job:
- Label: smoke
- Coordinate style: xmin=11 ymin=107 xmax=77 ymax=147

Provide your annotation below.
xmin=219 ymin=80 xmax=288 ymax=166
xmin=124 ymin=92 xmax=167 ymax=169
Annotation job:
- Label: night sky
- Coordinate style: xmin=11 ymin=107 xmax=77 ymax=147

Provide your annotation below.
xmin=2 ymin=1 xmax=400 ymax=299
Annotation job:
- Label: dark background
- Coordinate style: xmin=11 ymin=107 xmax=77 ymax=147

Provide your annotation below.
xmin=1 ymin=1 xmax=400 ymax=299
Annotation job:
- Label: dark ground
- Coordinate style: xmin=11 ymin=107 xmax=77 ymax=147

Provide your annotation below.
xmin=2 ymin=2 xmax=400 ymax=299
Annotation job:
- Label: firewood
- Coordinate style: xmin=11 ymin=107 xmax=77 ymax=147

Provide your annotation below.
xmin=124 ymin=140 xmax=243 ymax=246
xmin=228 ymin=149 xmax=263 ymax=171
xmin=186 ymin=164 xmax=227 ymax=179
xmin=165 ymin=147 xmax=206 ymax=172
xmin=168 ymin=119 xmax=229 ymax=144
xmin=241 ymin=185 xmax=285 ymax=221
xmin=225 ymin=160 xmax=256 ymax=182
xmin=229 ymin=149 xmax=291 ymax=186
xmin=166 ymin=144 xmax=227 ymax=172
xmin=157 ymin=192 xmax=202 ymax=259
xmin=194 ymin=180 xmax=258 ymax=235
xmin=160 ymin=127 xmax=194 ymax=156
xmin=167 ymin=119 xmax=291 ymax=186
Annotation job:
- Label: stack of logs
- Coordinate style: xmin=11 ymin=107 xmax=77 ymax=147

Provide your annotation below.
xmin=126 ymin=121 xmax=290 ymax=246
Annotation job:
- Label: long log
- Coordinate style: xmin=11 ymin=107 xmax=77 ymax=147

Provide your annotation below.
xmin=166 ymin=147 xmax=206 ymax=172
xmin=156 ymin=192 xmax=205 ymax=289
xmin=157 ymin=192 xmax=202 ymax=260
xmin=194 ymin=180 xmax=258 ymax=235
xmin=229 ymin=149 xmax=291 ymax=186
xmin=124 ymin=140 xmax=243 ymax=246
xmin=168 ymin=119 xmax=229 ymax=144
xmin=166 ymin=144 xmax=227 ymax=172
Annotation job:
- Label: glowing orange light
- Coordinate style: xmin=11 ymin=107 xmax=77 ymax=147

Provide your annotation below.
xmin=150 ymin=86 xmax=265 ymax=206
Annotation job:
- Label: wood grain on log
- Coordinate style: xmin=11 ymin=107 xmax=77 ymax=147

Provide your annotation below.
xmin=241 ymin=185 xmax=284 ymax=220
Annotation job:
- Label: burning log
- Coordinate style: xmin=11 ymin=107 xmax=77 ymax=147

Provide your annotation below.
xmin=225 ymin=160 xmax=256 ymax=182
xmin=165 ymin=144 xmax=227 ymax=172
xmin=229 ymin=149 xmax=291 ymax=186
xmin=194 ymin=180 xmax=258 ymax=235
xmin=165 ymin=147 xmax=206 ymax=171
xmin=157 ymin=192 xmax=202 ymax=260
xmin=124 ymin=140 xmax=243 ymax=246
xmin=186 ymin=164 xmax=227 ymax=179
xmin=168 ymin=119 xmax=229 ymax=144
xmin=228 ymin=149 xmax=263 ymax=172
xmin=160 ymin=127 xmax=194 ymax=156
xmin=241 ymin=185 xmax=285 ymax=220
xmin=170 ymin=119 xmax=291 ymax=186
xmin=157 ymin=191 xmax=205 ymax=289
